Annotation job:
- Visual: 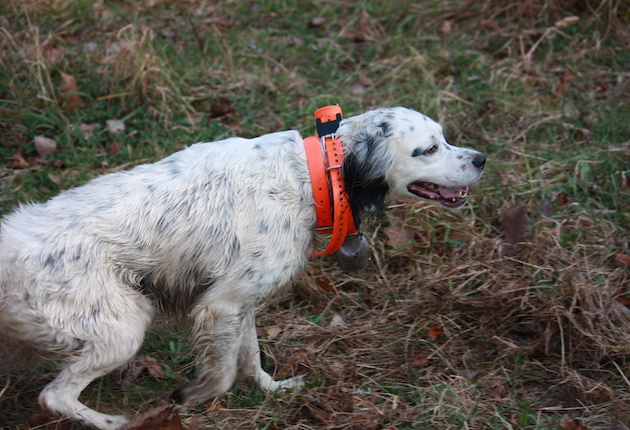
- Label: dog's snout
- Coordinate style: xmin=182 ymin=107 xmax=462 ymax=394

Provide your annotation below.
xmin=472 ymin=153 xmax=486 ymax=170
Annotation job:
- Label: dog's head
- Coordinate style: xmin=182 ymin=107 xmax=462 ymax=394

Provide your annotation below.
xmin=338 ymin=107 xmax=485 ymax=221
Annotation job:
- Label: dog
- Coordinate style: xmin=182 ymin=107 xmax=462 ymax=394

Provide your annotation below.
xmin=0 ymin=107 xmax=485 ymax=429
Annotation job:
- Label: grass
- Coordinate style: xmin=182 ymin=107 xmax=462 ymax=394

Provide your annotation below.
xmin=1 ymin=0 xmax=629 ymax=428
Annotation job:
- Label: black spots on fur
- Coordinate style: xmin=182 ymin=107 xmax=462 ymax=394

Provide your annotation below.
xmin=409 ymin=125 xmax=415 ymax=133
xmin=283 ymin=219 xmax=291 ymax=232
xmin=411 ymin=147 xmax=422 ymax=157
xmin=443 ymin=144 xmax=452 ymax=151
xmin=72 ymin=338 xmax=86 ymax=351
xmin=156 ymin=216 xmax=172 ymax=234
xmin=378 ymin=121 xmax=393 ymax=138
xmin=258 ymin=221 xmax=269 ymax=234
xmin=457 ymin=155 xmax=464 ymax=160
xmin=44 ymin=249 xmax=65 ymax=269
xmin=161 ymin=158 xmax=181 ymax=176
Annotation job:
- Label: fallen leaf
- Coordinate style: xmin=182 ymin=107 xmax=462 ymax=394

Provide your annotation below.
xmin=439 ymin=20 xmax=453 ymax=36
xmin=616 ymin=253 xmax=630 ymax=267
xmin=48 ymin=174 xmax=61 ymax=186
xmin=554 ymin=16 xmax=579 ymax=29
xmin=106 ymin=119 xmax=126 ymax=135
xmin=328 ymin=314 xmax=346 ymax=329
xmin=315 ymin=277 xmax=335 ymax=293
xmin=34 ymin=136 xmax=58 ymax=158
xmin=109 ymin=141 xmax=123 ymax=156
xmin=128 ymin=404 xmax=189 ymax=430
xmin=560 ymin=415 xmax=588 ymax=430
xmin=209 ymin=97 xmax=234 ymax=118
xmin=266 ymin=326 xmax=284 ymax=339
xmin=80 ymin=123 xmax=101 ymax=139
xmin=428 ymin=327 xmax=444 ymax=341
xmin=409 ymin=355 xmax=432 ymax=369
xmin=616 ymin=295 xmax=630 ymax=307
xmin=500 ymin=204 xmax=530 ymax=254
xmin=279 ymin=348 xmax=310 ymax=376
xmin=122 ymin=355 xmax=166 ymax=385
xmin=10 ymin=152 xmax=30 ymax=169
xmin=299 ymin=404 xmax=333 ymax=424
xmin=310 ymin=16 xmax=326 ymax=27
xmin=60 ymin=72 xmax=83 ymax=110
xmin=384 ymin=206 xmax=415 ymax=248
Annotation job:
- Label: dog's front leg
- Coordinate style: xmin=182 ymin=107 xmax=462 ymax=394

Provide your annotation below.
xmin=238 ymin=310 xmax=304 ymax=391
xmin=168 ymin=297 xmax=246 ymax=407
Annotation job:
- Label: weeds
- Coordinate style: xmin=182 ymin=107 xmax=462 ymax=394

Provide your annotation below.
xmin=0 ymin=0 xmax=629 ymax=428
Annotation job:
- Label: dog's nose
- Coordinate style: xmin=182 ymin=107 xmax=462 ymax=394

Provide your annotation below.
xmin=472 ymin=153 xmax=486 ymax=170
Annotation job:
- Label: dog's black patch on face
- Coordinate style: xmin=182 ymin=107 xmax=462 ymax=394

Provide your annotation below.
xmin=343 ymin=134 xmax=391 ymax=226
xmin=411 ymin=147 xmax=422 ymax=157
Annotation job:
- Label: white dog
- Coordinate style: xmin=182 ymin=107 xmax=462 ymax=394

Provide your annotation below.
xmin=0 ymin=107 xmax=485 ymax=429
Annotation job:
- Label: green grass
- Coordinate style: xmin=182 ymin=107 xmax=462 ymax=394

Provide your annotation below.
xmin=1 ymin=0 xmax=629 ymax=428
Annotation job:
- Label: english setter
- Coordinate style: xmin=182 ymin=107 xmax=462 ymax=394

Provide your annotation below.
xmin=0 ymin=107 xmax=485 ymax=429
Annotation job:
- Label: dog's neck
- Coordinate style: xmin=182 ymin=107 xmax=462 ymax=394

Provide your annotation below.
xmin=303 ymin=134 xmax=356 ymax=256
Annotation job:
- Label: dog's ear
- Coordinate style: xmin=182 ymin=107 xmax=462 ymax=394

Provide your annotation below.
xmin=341 ymin=124 xmax=393 ymax=226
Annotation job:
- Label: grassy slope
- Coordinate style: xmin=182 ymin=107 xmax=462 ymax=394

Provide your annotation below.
xmin=0 ymin=0 xmax=628 ymax=428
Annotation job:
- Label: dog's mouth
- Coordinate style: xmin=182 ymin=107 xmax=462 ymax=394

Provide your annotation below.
xmin=407 ymin=182 xmax=469 ymax=208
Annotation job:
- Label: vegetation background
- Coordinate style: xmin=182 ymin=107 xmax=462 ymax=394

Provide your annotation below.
xmin=0 ymin=0 xmax=628 ymax=429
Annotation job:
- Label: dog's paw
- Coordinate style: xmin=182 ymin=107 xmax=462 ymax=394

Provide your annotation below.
xmin=274 ymin=374 xmax=305 ymax=392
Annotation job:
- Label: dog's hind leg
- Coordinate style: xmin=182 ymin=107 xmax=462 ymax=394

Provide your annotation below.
xmin=35 ymin=287 xmax=153 ymax=430
xmin=238 ymin=310 xmax=304 ymax=391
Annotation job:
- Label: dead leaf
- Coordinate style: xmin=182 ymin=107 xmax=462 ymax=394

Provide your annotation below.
xmin=10 ymin=152 xmax=30 ymax=169
xmin=409 ymin=355 xmax=432 ymax=369
xmin=128 ymin=404 xmax=188 ymax=430
xmin=60 ymin=72 xmax=83 ymax=110
xmin=80 ymin=123 xmax=101 ymax=139
xmin=384 ymin=206 xmax=415 ymax=248
xmin=315 ymin=277 xmax=335 ymax=293
xmin=500 ymin=204 xmax=530 ymax=254
xmin=279 ymin=348 xmax=310 ymax=376
xmin=209 ymin=97 xmax=234 ymax=118
xmin=428 ymin=327 xmax=444 ymax=341
xmin=299 ymin=403 xmax=333 ymax=424
xmin=266 ymin=326 xmax=284 ymax=339
xmin=48 ymin=174 xmax=61 ymax=186
xmin=358 ymin=74 xmax=374 ymax=87
xmin=122 ymin=355 xmax=165 ymax=385
xmin=616 ymin=295 xmax=630 ymax=308
xmin=559 ymin=415 xmax=588 ymax=430
xmin=310 ymin=16 xmax=326 ymax=27
xmin=554 ymin=16 xmax=579 ymax=29
xmin=106 ymin=119 xmax=126 ymax=135
xmin=439 ymin=20 xmax=453 ymax=36
xmin=615 ymin=253 xmax=630 ymax=267
xmin=328 ymin=314 xmax=346 ymax=329
xmin=34 ymin=136 xmax=58 ymax=158
xmin=109 ymin=141 xmax=123 ymax=156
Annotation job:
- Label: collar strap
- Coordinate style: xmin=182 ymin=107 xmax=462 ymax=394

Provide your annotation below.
xmin=304 ymin=105 xmax=357 ymax=256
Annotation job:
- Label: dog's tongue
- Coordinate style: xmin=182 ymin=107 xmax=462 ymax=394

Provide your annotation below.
xmin=440 ymin=186 xmax=468 ymax=199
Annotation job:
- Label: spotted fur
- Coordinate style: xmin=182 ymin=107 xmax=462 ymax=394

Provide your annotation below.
xmin=0 ymin=107 xmax=485 ymax=429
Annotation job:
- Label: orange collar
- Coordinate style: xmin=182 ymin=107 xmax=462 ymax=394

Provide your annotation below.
xmin=304 ymin=106 xmax=357 ymax=256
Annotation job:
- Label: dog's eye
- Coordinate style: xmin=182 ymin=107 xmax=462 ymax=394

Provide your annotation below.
xmin=425 ymin=144 xmax=438 ymax=154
